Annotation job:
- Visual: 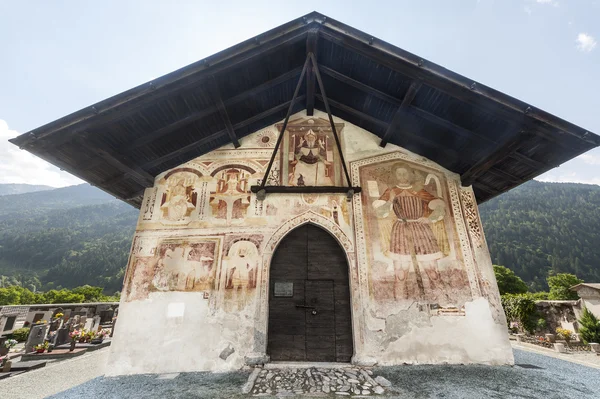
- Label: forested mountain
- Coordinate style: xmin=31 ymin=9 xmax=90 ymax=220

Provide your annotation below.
xmin=0 ymin=184 xmax=117 ymax=218
xmin=480 ymin=180 xmax=600 ymax=292
xmin=0 ymin=184 xmax=53 ymax=196
xmin=0 ymin=180 xmax=598 ymax=295
xmin=0 ymin=184 xmax=137 ymax=293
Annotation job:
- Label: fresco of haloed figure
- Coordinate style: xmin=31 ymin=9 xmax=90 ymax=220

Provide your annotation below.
xmin=364 ymin=161 xmax=471 ymax=307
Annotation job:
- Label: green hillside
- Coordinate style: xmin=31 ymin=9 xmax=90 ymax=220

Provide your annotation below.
xmin=0 ymin=180 xmax=598 ymax=295
xmin=0 ymin=184 xmax=137 ymax=293
xmin=480 ymin=180 xmax=600 ymax=291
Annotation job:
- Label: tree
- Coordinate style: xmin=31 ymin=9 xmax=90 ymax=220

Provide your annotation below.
xmin=547 ymin=273 xmax=583 ymax=300
xmin=42 ymin=289 xmax=85 ymax=304
xmin=0 ymin=287 xmax=21 ymax=305
xmin=578 ymin=307 xmax=600 ymax=344
xmin=493 ymin=265 xmax=528 ymax=295
xmin=72 ymin=285 xmax=105 ymax=302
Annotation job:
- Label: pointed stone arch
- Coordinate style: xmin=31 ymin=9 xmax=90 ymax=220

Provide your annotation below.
xmin=247 ymin=210 xmax=366 ymax=365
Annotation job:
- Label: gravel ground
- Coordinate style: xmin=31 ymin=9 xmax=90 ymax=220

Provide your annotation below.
xmin=0 ymin=348 xmax=109 ymax=399
xmin=1 ymin=348 xmax=598 ymax=399
xmin=375 ymin=349 xmax=600 ymax=399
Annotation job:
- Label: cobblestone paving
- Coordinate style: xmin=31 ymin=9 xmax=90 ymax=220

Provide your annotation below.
xmin=250 ymin=367 xmax=388 ymax=396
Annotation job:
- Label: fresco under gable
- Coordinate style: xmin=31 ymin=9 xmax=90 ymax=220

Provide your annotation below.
xmin=106 ymin=110 xmax=513 ymax=376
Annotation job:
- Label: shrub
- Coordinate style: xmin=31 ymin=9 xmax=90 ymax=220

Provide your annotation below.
xmin=10 ymin=327 xmax=30 ymax=342
xmin=536 ymin=318 xmax=547 ymax=332
xmin=578 ymin=307 xmax=600 ymax=344
xmin=501 ymin=293 xmax=538 ymax=334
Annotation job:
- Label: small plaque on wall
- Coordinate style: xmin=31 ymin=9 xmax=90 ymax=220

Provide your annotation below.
xmin=274 ymin=282 xmax=294 ymax=297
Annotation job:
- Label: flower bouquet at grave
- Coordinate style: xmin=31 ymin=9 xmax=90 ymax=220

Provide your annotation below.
xmin=34 ymin=342 xmax=49 ymax=354
xmin=556 ymin=327 xmax=574 ymax=346
xmin=91 ymin=329 xmax=109 ymax=344
xmin=3 ymin=339 xmax=18 ymax=349
xmin=54 ymin=312 xmax=64 ymax=320
xmin=69 ymin=329 xmax=82 ymax=342
xmin=0 ymin=339 xmax=18 ymax=356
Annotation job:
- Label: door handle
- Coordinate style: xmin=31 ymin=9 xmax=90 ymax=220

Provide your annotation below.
xmin=295 ymin=304 xmax=316 ymax=309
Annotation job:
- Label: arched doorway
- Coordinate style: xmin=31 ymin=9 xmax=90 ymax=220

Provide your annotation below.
xmin=267 ymin=224 xmax=353 ymax=362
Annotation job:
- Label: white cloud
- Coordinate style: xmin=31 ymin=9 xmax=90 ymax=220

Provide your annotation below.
xmin=576 ymin=33 xmax=597 ymax=53
xmin=0 ymin=119 xmax=83 ymax=187
xmin=524 ymin=6 xmax=532 ymax=14
xmin=578 ymin=153 xmax=600 ymax=165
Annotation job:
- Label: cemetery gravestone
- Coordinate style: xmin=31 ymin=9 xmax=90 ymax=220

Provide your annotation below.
xmin=84 ymin=318 xmax=93 ymax=332
xmin=90 ymin=315 xmax=101 ymax=332
xmin=25 ymin=324 xmax=49 ymax=353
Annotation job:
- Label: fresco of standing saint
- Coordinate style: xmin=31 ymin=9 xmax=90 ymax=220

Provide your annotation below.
xmin=362 ymin=159 xmax=471 ymax=308
xmin=372 ymin=163 xmax=447 ymax=299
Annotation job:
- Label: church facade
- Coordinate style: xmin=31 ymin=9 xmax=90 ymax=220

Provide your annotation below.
xmin=12 ymin=12 xmax=597 ymax=378
xmin=106 ymin=110 xmax=513 ymax=375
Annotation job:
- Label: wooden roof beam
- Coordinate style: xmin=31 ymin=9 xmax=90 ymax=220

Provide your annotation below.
xmin=126 ymin=66 xmax=303 ymax=151
xmin=211 ymin=77 xmax=240 ymax=148
xmin=380 ymin=82 xmax=421 ymax=147
xmin=487 ymin=167 xmax=522 ymax=183
xmin=461 ymin=131 xmax=533 ymax=186
xmin=509 ymin=152 xmax=547 ymax=169
xmin=473 ymin=181 xmax=497 ymax=195
xmin=320 ymin=65 xmax=403 ymax=106
xmin=14 ymin=23 xmax=312 ymax=149
xmin=75 ymin=135 xmax=154 ymax=186
xmin=140 ymin=95 xmax=306 ymax=171
xmin=316 ymin=94 xmax=463 ymax=161
xmin=318 ymin=25 xmax=597 ymax=147
xmin=306 ymin=29 xmax=318 ymax=116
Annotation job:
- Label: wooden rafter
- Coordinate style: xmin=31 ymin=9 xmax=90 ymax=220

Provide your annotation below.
xmin=211 ymin=76 xmax=240 ymax=148
xmin=17 ymin=27 xmax=311 ymax=150
xmin=75 ymin=135 xmax=154 ymax=186
xmin=461 ymin=132 xmax=533 ymax=186
xmin=101 ymin=96 xmax=307 ymax=188
xmin=126 ymin=66 xmax=303 ymax=151
xmin=318 ymin=24 xmax=596 ymax=147
xmin=305 ymin=29 xmax=318 ymax=116
xmin=317 ymin=65 xmax=558 ymax=173
xmin=319 ymin=65 xmax=401 ymax=106
xmin=379 ymin=82 xmax=421 ymax=147
xmin=316 ymin=94 xmax=463 ymax=162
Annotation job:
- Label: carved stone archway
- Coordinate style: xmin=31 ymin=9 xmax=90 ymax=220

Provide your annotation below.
xmin=246 ymin=210 xmax=366 ymax=365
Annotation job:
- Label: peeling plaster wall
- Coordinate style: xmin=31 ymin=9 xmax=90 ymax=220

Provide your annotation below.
xmin=106 ymin=110 xmax=513 ymax=376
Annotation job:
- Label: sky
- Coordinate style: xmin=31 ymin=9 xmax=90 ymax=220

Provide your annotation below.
xmin=0 ymin=0 xmax=598 ymax=187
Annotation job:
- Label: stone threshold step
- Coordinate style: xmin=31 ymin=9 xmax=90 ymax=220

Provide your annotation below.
xmin=265 ymin=362 xmax=354 ymax=369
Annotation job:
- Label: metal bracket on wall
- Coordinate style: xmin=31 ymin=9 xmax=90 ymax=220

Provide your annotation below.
xmin=250 ymin=53 xmax=361 ymax=201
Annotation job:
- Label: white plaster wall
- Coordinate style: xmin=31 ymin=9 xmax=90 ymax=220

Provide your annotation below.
xmin=107 ymin=110 xmax=513 ymax=375
xmin=107 ymin=291 xmax=255 ymax=375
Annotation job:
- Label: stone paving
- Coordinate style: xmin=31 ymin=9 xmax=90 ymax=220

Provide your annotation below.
xmin=249 ymin=367 xmax=388 ymax=396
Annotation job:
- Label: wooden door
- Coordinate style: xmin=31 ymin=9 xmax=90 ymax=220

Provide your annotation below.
xmin=268 ymin=224 xmax=353 ymax=362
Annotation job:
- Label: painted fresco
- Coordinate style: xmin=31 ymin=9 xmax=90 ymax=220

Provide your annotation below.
xmin=209 ymin=166 xmax=253 ymax=222
xmin=159 ymin=168 xmax=202 ymax=224
xmin=360 ymin=159 xmax=472 ymax=310
xmin=278 ymin=117 xmax=344 ymax=186
xmin=123 ymin=238 xmax=221 ymax=301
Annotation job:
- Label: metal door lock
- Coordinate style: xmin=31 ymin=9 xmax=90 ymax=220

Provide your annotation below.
xmin=311 ymin=310 xmax=317 ymax=315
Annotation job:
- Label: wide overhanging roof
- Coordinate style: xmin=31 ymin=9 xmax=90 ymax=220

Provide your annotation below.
xmin=10 ymin=12 xmax=599 ymax=208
